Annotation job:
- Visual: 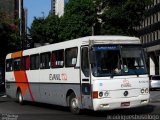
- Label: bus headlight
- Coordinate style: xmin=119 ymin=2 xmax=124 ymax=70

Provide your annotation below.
xmin=99 ymin=92 xmax=103 ymax=97
xmin=99 ymin=91 xmax=110 ymax=98
xmin=104 ymin=91 xmax=110 ymax=97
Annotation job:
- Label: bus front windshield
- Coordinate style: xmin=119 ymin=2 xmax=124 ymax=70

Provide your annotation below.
xmin=91 ymin=45 xmax=147 ymax=77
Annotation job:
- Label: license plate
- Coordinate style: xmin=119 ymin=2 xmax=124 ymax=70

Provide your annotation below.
xmin=121 ymin=102 xmax=130 ymax=107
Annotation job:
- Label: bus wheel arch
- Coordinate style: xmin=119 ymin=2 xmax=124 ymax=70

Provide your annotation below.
xmin=66 ymin=89 xmax=81 ymax=114
xmin=16 ymin=87 xmax=24 ymax=105
xmin=66 ymin=89 xmax=74 ymax=106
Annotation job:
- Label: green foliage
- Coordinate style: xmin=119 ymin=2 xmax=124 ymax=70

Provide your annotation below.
xmin=30 ymin=15 xmax=61 ymax=44
xmin=45 ymin=15 xmax=61 ymax=43
xmin=30 ymin=0 xmax=97 ymax=43
xmin=0 ymin=11 xmax=21 ymax=68
xmin=30 ymin=0 xmax=152 ymax=44
xmin=60 ymin=0 xmax=97 ymax=40
xmin=97 ymin=0 xmax=152 ymax=35
xmin=0 ymin=12 xmax=21 ymax=52
xmin=30 ymin=17 xmax=46 ymax=44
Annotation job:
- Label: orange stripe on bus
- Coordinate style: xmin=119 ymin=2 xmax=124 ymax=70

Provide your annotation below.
xmin=11 ymin=51 xmax=23 ymax=58
xmin=14 ymin=71 xmax=28 ymax=96
xmin=11 ymin=51 xmax=35 ymax=102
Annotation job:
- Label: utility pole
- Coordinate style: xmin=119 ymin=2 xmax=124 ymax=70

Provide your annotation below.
xmin=19 ymin=0 xmax=23 ymax=49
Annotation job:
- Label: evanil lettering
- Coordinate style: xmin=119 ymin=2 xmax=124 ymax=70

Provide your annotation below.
xmin=49 ymin=74 xmax=61 ymax=80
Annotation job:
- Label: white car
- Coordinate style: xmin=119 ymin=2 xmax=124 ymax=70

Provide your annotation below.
xmin=149 ymin=75 xmax=160 ymax=90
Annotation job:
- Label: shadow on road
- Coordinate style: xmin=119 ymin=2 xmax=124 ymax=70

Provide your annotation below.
xmin=0 ymin=96 xmax=156 ymax=117
xmin=24 ymin=101 xmax=155 ymax=116
xmin=24 ymin=101 xmax=70 ymax=113
xmin=82 ymin=105 xmax=155 ymax=117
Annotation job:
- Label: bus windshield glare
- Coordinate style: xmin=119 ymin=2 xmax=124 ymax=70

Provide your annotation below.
xmin=91 ymin=45 xmax=147 ymax=77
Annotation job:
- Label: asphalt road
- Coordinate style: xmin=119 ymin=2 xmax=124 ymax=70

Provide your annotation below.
xmin=0 ymin=91 xmax=160 ymax=120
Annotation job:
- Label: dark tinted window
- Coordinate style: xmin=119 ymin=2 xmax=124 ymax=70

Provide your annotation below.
xmin=65 ymin=47 xmax=78 ymax=67
xmin=51 ymin=50 xmax=64 ymax=68
xmin=30 ymin=54 xmax=39 ymax=70
xmin=40 ymin=52 xmax=51 ymax=69
xmin=6 ymin=59 xmax=13 ymax=72
xmin=13 ymin=58 xmax=21 ymax=71
xmin=21 ymin=56 xmax=30 ymax=70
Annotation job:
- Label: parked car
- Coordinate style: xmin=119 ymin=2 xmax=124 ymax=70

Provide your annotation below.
xmin=149 ymin=75 xmax=160 ymax=90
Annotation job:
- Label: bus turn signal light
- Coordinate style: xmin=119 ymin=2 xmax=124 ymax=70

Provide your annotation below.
xmin=92 ymin=91 xmax=98 ymax=99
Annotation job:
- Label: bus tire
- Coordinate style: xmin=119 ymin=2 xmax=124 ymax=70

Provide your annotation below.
xmin=69 ymin=93 xmax=81 ymax=114
xmin=17 ymin=90 xmax=24 ymax=105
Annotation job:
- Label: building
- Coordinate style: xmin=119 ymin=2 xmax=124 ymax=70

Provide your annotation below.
xmin=136 ymin=0 xmax=160 ymax=75
xmin=0 ymin=0 xmax=28 ymax=49
xmin=0 ymin=0 xmax=19 ymax=19
xmin=51 ymin=0 xmax=69 ymax=17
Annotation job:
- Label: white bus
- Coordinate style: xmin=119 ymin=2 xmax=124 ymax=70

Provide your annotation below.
xmin=5 ymin=36 xmax=150 ymax=114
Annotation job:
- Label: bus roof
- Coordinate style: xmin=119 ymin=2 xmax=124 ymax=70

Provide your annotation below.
xmin=82 ymin=35 xmax=140 ymax=44
xmin=6 ymin=35 xmax=140 ymax=59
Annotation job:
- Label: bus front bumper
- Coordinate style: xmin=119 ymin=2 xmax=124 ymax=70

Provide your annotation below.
xmin=92 ymin=95 xmax=150 ymax=111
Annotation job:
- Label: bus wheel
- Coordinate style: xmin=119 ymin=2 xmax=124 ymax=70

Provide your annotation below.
xmin=69 ymin=93 xmax=80 ymax=114
xmin=17 ymin=90 xmax=24 ymax=105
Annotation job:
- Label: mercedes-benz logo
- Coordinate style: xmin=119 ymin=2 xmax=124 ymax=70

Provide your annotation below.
xmin=124 ymin=91 xmax=129 ymax=96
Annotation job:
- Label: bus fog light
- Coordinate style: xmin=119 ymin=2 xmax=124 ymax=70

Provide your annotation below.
xmin=104 ymin=91 xmax=109 ymax=97
xmin=99 ymin=92 xmax=103 ymax=97
xmin=100 ymin=104 xmax=109 ymax=108
xmin=141 ymin=89 xmax=144 ymax=94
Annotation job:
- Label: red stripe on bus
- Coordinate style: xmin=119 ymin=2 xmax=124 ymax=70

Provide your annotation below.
xmin=12 ymin=51 xmax=35 ymax=102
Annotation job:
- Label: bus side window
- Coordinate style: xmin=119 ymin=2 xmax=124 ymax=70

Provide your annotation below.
xmin=21 ymin=56 xmax=30 ymax=70
xmin=30 ymin=54 xmax=40 ymax=70
xmin=65 ymin=47 xmax=78 ymax=67
xmin=51 ymin=50 xmax=64 ymax=68
xmin=40 ymin=52 xmax=51 ymax=69
xmin=13 ymin=58 xmax=21 ymax=71
xmin=6 ymin=59 xmax=13 ymax=72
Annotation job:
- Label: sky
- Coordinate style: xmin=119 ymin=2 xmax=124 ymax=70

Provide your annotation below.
xmin=24 ymin=0 xmax=51 ymax=28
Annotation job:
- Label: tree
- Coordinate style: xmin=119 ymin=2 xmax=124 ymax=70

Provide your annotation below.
xmin=44 ymin=14 xmax=61 ymax=43
xmin=94 ymin=0 xmax=152 ymax=36
xmin=29 ymin=17 xmax=46 ymax=44
xmin=29 ymin=0 xmax=152 ymax=44
xmin=0 ymin=11 xmax=21 ymax=78
xmin=59 ymin=0 xmax=97 ymax=40
xmin=30 ymin=14 xmax=61 ymax=45
xmin=0 ymin=12 xmax=21 ymax=52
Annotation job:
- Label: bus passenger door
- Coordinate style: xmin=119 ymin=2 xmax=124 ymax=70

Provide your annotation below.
xmin=80 ymin=46 xmax=92 ymax=109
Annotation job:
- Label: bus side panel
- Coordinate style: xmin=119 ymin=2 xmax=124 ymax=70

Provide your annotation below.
xmin=38 ymin=84 xmax=81 ymax=106
xmin=5 ymin=72 xmax=17 ymax=99
xmin=38 ymin=68 xmax=81 ymax=107
xmin=5 ymin=70 xmax=40 ymax=102
xmin=26 ymin=70 xmax=40 ymax=102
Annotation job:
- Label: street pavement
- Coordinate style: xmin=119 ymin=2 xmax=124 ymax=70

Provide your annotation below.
xmin=0 ymin=90 xmax=160 ymax=120
xmin=150 ymin=90 xmax=160 ymax=102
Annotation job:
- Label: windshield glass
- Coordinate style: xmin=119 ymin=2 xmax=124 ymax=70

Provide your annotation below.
xmin=91 ymin=45 xmax=147 ymax=77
